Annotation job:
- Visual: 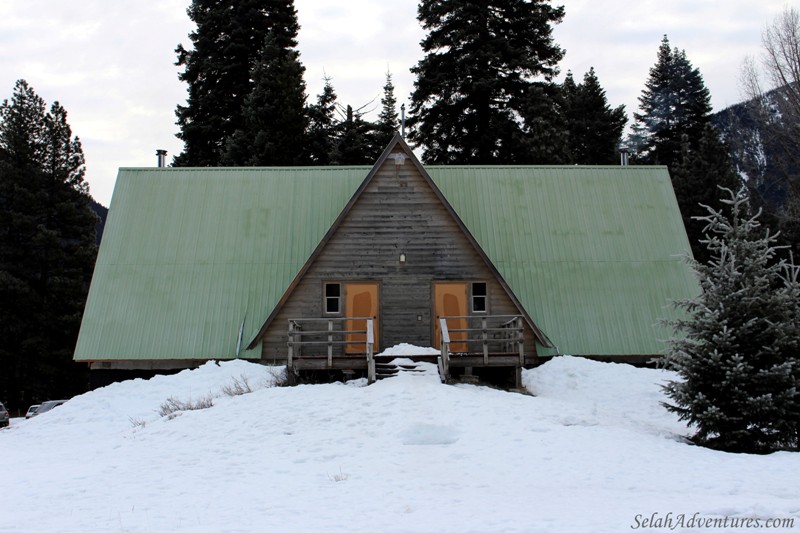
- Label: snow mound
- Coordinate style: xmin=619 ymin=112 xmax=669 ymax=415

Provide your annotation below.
xmin=523 ymin=355 xmax=684 ymax=435
xmin=375 ymin=343 xmax=440 ymax=356
xmin=2 ymin=355 xmax=798 ymax=532
xmin=13 ymin=360 xmax=281 ymax=437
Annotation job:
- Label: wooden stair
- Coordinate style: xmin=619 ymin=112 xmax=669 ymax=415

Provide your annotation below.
xmin=374 ymin=360 xmax=433 ymax=380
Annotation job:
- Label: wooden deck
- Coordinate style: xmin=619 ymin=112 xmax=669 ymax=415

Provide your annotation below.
xmin=285 ymin=314 xmax=535 ymax=386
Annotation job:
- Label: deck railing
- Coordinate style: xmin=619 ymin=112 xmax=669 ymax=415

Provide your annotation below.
xmin=438 ymin=315 xmax=525 ymax=374
xmin=287 ymin=317 xmax=376 ymax=382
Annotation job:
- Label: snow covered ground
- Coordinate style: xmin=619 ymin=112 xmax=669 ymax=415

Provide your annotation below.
xmin=1 ymin=351 xmax=798 ymax=533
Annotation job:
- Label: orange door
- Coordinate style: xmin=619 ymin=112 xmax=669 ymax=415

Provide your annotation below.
xmin=433 ymin=282 xmax=468 ymax=352
xmin=345 ymin=282 xmax=379 ymax=354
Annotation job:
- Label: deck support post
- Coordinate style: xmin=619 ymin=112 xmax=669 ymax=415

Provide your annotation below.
xmin=287 ymin=321 xmax=294 ymax=370
xmin=327 ymin=319 xmax=333 ymax=368
xmin=439 ymin=317 xmax=451 ymax=381
xmin=482 ymin=317 xmax=488 ymax=364
xmin=366 ymin=319 xmax=375 ymax=384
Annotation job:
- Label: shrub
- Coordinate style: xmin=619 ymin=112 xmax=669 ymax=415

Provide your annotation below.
xmin=158 ymin=396 xmax=214 ymax=419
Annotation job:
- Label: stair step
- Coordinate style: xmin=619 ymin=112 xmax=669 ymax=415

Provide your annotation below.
xmin=374 ymin=361 xmax=432 ymax=380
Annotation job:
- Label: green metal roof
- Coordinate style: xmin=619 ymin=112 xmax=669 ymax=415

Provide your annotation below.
xmin=428 ymin=165 xmax=698 ymax=356
xmin=74 ymin=167 xmax=369 ymax=361
xmin=75 ymin=160 xmax=698 ymax=362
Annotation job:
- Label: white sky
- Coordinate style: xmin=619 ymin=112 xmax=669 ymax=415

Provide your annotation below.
xmin=0 ymin=0 xmax=789 ymax=206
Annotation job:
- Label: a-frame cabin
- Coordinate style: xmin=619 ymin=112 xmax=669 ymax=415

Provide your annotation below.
xmin=74 ymin=134 xmax=699 ymax=387
xmin=249 ymin=135 xmax=549 ymax=384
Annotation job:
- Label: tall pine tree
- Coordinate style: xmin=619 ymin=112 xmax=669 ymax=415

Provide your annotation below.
xmin=562 ymin=68 xmax=627 ymax=164
xmin=305 ymin=76 xmax=339 ymax=165
xmin=670 ymin=126 xmax=741 ymax=263
xmin=221 ymin=34 xmax=308 ymax=165
xmin=374 ymin=71 xmax=399 ymax=150
xmin=330 ymin=104 xmax=378 ymax=165
xmin=174 ymin=0 xmax=306 ymax=166
xmin=631 ymin=35 xmax=712 ymax=167
xmin=561 ymin=70 xmax=578 ymax=112
xmin=408 ymin=0 xmax=565 ymax=164
xmin=516 ymin=81 xmax=571 ymax=164
xmin=663 ymin=190 xmax=800 ymax=453
xmin=0 ymin=80 xmax=97 ymax=410
xmin=631 ymin=35 xmax=739 ymax=259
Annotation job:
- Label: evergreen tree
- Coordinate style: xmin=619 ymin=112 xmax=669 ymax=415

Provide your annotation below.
xmin=0 ymin=80 xmax=47 ymax=168
xmin=305 ymin=76 xmax=339 ymax=165
xmin=631 ymin=35 xmax=712 ymax=166
xmin=408 ymin=0 xmax=565 ymax=164
xmin=671 ymin=126 xmax=741 ymax=263
xmin=663 ymin=189 xmax=800 ymax=453
xmin=630 ymin=36 xmax=738 ymax=258
xmin=560 ymin=70 xmax=578 ymax=114
xmin=174 ymin=0 xmax=305 ymax=166
xmin=516 ymin=81 xmax=571 ymax=164
xmin=374 ymin=71 xmax=399 ymax=150
xmin=0 ymin=80 xmax=96 ymax=411
xmin=222 ymin=34 xmax=308 ymax=165
xmin=562 ymin=68 xmax=627 ymax=164
xmin=330 ymin=104 xmax=378 ymax=165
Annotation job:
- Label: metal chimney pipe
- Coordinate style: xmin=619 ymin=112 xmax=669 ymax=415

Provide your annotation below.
xmin=619 ymin=149 xmax=629 ymax=166
xmin=156 ymin=149 xmax=167 ymax=168
xmin=400 ymin=104 xmax=406 ymax=138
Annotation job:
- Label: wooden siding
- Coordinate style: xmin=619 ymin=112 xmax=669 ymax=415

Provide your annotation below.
xmin=259 ymin=146 xmax=537 ymax=362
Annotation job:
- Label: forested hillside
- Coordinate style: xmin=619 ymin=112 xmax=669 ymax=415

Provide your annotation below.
xmin=713 ymin=83 xmax=800 ymax=253
xmin=89 ymin=198 xmax=107 ymax=245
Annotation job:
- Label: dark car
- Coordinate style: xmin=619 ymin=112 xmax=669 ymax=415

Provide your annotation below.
xmin=34 ymin=400 xmax=67 ymax=416
xmin=0 ymin=402 xmax=9 ymax=428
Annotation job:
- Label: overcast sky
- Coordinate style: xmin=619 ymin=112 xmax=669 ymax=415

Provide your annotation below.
xmin=0 ymin=0 xmax=789 ymax=206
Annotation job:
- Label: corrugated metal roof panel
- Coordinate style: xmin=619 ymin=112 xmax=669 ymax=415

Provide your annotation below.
xmin=427 ymin=165 xmax=698 ymax=355
xmin=74 ymin=167 xmax=369 ymax=361
xmin=75 ymin=163 xmax=698 ymax=361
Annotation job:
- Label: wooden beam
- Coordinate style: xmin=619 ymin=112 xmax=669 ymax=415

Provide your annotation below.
xmin=292 ymin=358 xmax=369 ymax=371
xmin=287 ymin=321 xmax=294 ymax=369
xmin=447 ymin=355 xmax=523 ymax=367
xmin=482 ymin=317 xmax=488 ymax=364
xmin=327 ymin=319 xmax=333 ymax=367
xmin=88 ymin=359 xmax=209 ymax=371
xmin=367 ymin=319 xmax=375 ymax=384
xmin=439 ymin=317 xmax=451 ymax=379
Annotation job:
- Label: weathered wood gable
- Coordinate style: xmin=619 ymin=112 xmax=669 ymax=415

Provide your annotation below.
xmin=253 ymin=135 xmax=544 ymax=361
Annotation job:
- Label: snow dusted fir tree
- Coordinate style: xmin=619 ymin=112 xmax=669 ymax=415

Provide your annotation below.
xmin=663 ymin=189 xmax=800 ymax=453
